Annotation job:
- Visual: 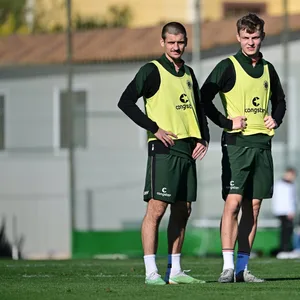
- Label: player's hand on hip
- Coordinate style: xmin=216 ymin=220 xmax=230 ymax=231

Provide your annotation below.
xmin=192 ymin=141 xmax=208 ymax=160
xmin=230 ymin=116 xmax=247 ymax=130
xmin=154 ymin=128 xmax=177 ymax=147
xmin=264 ymin=116 xmax=277 ymax=129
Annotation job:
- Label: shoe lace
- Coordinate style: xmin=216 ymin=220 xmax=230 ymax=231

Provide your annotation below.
xmin=147 ymin=272 xmax=161 ymax=280
xmin=174 ymin=269 xmax=191 ymax=277
xmin=244 ymin=270 xmax=261 ymax=281
xmin=221 ymin=269 xmax=232 ymax=276
xmin=182 ymin=269 xmax=191 ymax=276
xmin=245 ymin=270 xmax=254 ymax=277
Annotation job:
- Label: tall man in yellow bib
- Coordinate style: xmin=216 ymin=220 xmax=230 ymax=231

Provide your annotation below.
xmin=118 ymin=22 xmax=209 ymax=285
xmin=200 ymin=13 xmax=286 ymax=283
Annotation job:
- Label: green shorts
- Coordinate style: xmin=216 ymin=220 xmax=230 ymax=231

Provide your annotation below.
xmin=143 ymin=154 xmax=197 ymax=203
xmin=222 ymin=145 xmax=274 ymax=200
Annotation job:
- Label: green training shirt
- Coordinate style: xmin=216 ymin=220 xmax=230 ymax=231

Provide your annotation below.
xmin=118 ymin=54 xmax=210 ymax=157
xmin=200 ymin=49 xmax=286 ymax=148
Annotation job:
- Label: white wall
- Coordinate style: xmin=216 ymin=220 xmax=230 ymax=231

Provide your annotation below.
xmin=0 ymin=39 xmax=300 ymax=257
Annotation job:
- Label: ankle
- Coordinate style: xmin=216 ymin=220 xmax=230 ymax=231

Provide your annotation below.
xmin=222 ymin=249 xmax=235 ymax=270
xmin=144 ymin=254 xmax=158 ymax=276
xmin=169 ymin=268 xmax=182 ymax=277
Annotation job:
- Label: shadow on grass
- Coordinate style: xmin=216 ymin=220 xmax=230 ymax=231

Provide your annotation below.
xmin=265 ymin=277 xmax=300 ymax=282
xmin=200 ymin=277 xmax=300 ymax=283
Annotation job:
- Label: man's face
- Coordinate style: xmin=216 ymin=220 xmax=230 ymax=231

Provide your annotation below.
xmin=160 ymin=32 xmax=187 ymax=62
xmin=236 ymin=29 xmax=264 ymax=57
xmin=286 ymin=171 xmax=297 ymax=182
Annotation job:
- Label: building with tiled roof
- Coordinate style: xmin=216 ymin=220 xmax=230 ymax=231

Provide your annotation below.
xmin=1 ymin=14 xmax=300 ymax=66
xmin=36 ymin=0 xmax=300 ymax=29
xmin=0 ymin=13 xmax=299 ymax=259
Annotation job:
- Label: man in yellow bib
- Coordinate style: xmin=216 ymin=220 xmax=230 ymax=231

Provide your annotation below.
xmin=118 ymin=22 xmax=209 ymax=285
xmin=200 ymin=13 xmax=286 ymax=283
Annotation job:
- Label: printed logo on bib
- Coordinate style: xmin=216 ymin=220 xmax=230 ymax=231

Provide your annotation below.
xmin=176 ymin=93 xmax=192 ymax=110
xmin=187 ymin=80 xmax=192 ymax=90
xmin=244 ymin=96 xmax=266 ymax=114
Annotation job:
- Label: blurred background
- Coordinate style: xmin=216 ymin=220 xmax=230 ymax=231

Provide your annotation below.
xmin=0 ymin=0 xmax=299 ymax=260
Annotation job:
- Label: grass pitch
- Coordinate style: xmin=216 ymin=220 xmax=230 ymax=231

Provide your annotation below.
xmin=1 ymin=257 xmax=300 ymax=300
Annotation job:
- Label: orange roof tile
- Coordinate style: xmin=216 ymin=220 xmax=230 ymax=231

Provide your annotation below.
xmin=0 ymin=14 xmax=299 ymax=66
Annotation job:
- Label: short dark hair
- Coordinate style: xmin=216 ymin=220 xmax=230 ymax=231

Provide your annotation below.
xmin=236 ymin=13 xmax=265 ymax=34
xmin=161 ymin=22 xmax=187 ymax=40
xmin=285 ymin=166 xmax=297 ymax=175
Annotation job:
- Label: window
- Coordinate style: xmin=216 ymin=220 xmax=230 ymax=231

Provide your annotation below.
xmin=223 ymin=2 xmax=266 ymax=19
xmin=60 ymin=90 xmax=87 ymax=149
xmin=0 ymin=95 xmax=4 ymax=150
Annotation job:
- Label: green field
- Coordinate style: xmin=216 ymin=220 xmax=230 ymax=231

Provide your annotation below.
xmin=1 ymin=257 xmax=300 ymax=300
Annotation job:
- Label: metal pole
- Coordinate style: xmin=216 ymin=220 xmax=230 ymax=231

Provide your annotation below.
xmin=281 ymin=0 xmax=289 ymax=168
xmin=12 ymin=215 xmax=19 ymax=260
xmin=192 ymin=0 xmax=201 ymax=81
xmin=66 ymin=0 xmax=76 ymax=253
xmin=86 ymin=189 xmax=94 ymax=231
xmin=191 ymin=0 xmax=203 ymax=224
xmin=25 ymin=0 xmax=35 ymax=32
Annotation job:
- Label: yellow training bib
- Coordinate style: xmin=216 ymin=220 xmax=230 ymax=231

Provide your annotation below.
xmin=145 ymin=61 xmax=202 ymax=141
xmin=220 ymin=56 xmax=274 ymax=136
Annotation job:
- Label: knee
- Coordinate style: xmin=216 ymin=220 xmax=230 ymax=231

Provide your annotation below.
xmin=183 ymin=206 xmax=192 ymax=220
xmin=252 ymin=203 xmax=261 ymax=220
xmin=242 ymin=200 xmax=261 ymax=222
xmin=145 ymin=201 xmax=167 ymax=222
xmin=171 ymin=203 xmax=191 ymax=221
xmin=187 ymin=206 xmax=192 ymax=218
xmin=224 ymin=197 xmax=241 ymax=217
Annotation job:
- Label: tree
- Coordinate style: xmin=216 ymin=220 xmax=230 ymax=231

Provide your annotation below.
xmin=32 ymin=0 xmax=65 ymax=33
xmin=73 ymin=5 xmax=133 ymax=31
xmin=0 ymin=0 xmax=29 ymax=35
xmin=0 ymin=1 xmax=133 ymax=35
xmin=106 ymin=5 xmax=133 ymax=28
xmin=74 ymin=15 xmax=106 ymax=31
